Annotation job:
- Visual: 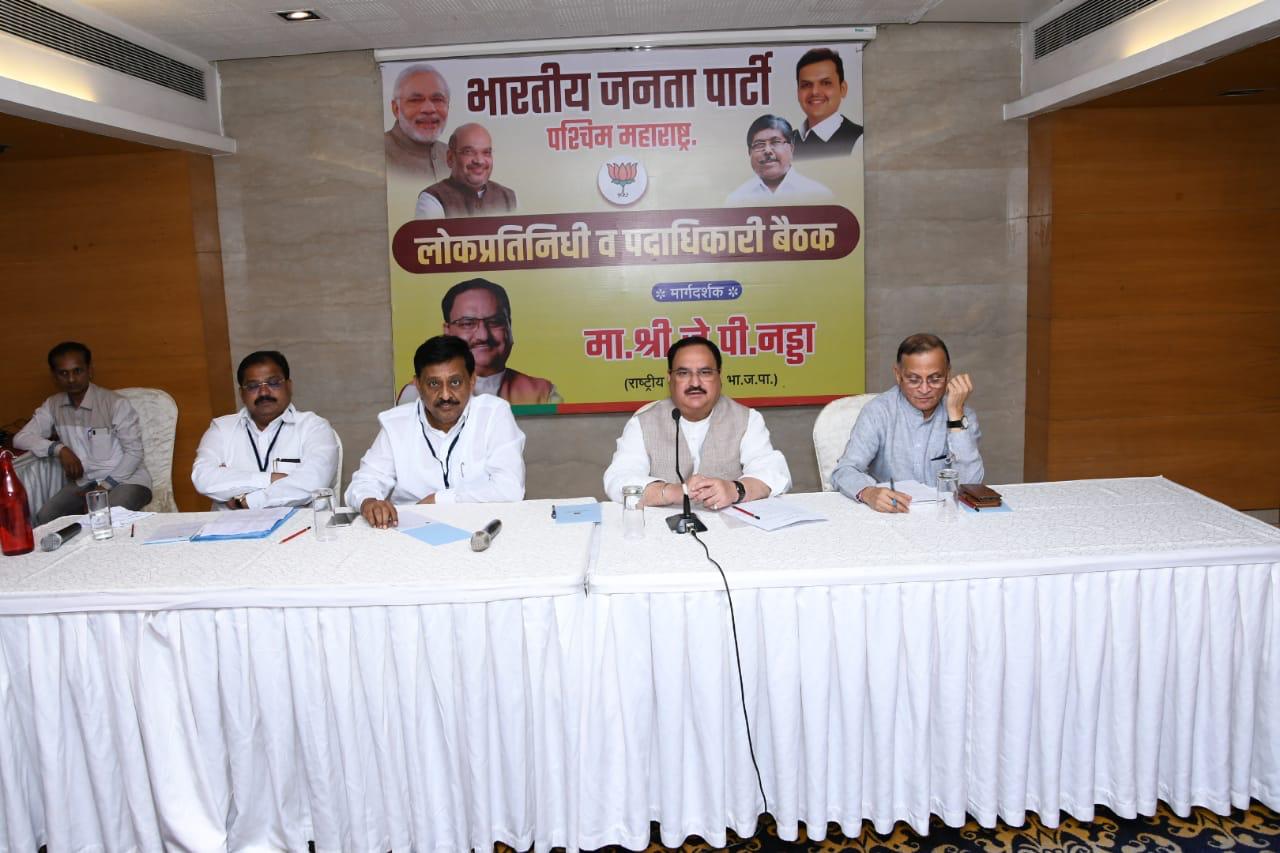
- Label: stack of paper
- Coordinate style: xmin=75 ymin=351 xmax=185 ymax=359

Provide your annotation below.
xmin=191 ymin=507 xmax=296 ymax=541
xmin=876 ymin=479 xmax=939 ymax=502
xmin=723 ymin=498 xmax=827 ymax=532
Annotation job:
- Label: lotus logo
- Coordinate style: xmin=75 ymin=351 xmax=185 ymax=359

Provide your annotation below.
xmin=598 ymin=158 xmax=648 ymax=206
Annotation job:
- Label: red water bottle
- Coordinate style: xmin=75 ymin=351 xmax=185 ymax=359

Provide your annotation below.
xmin=0 ymin=450 xmax=35 ymax=556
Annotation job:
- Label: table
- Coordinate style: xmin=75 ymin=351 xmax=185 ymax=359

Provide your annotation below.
xmin=0 ymin=478 xmax=1276 ymax=852
xmin=11 ymin=451 xmax=64 ymax=517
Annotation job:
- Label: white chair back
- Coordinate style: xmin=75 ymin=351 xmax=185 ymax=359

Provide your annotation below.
xmin=813 ymin=393 xmax=878 ymax=491
xmin=116 ymin=387 xmax=180 ymax=512
xmin=331 ymin=429 xmax=343 ymax=498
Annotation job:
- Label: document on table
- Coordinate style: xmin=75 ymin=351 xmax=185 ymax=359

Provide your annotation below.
xmin=877 ymin=479 xmax=939 ymax=502
xmin=68 ymin=507 xmax=155 ymax=529
xmin=191 ymin=507 xmax=296 ymax=541
xmin=552 ymin=502 xmax=602 ymax=524
xmin=143 ymin=521 xmax=207 ymax=545
xmin=395 ymin=507 xmax=473 ymax=546
xmin=723 ymin=498 xmax=827 ymax=532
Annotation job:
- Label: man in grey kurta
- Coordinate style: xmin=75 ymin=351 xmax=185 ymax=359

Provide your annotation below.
xmin=831 ymin=333 xmax=983 ymax=513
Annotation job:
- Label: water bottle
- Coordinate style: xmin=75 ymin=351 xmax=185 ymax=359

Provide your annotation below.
xmin=0 ymin=450 xmax=35 ymax=556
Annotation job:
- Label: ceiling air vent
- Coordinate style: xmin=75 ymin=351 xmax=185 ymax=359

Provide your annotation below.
xmin=1034 ymin=0 xmax=1163 ymax=60
xmin=0 ymin=0 xmax=206 ymax=99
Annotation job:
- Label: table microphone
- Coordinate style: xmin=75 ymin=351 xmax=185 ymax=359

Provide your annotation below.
xmin=666 ymin=408 xmax=706 ymax=534
xmin=470 ymin=519 xmax=502 ymax=551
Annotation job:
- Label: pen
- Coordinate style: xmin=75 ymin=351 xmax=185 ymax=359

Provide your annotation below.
xmin=730 ymin=505 xmax=761 ymax=520
xmin=130 ymin=524 xmax=135 ymax=538
xmin=551 ymin=506 xmax=557 ymax=519
xmin=280 ymin=527 xmax=310 ymax=544
xmin=930 ymin=454 xmax=948 ymax=462
xmin=275 ymin=458 xmax=301 ymax=464
xmin=889 ymin=478 xmax=895 ymax=491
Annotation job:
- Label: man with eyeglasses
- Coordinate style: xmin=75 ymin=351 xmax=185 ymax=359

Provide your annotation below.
xmin=415 ymin=123 xmax=517 ymax=219
xmin=398 ymin=278 xmax=560 ymax=406
xmin=348 ymin=335 xmax=526 ymax=529
xmin=15 ymin=341 xmax=153 ymax=523
xmin=831 ymin=333 xmax=983 ymax=513
xmin=725 ymin=114 xmax=833 ymax=206
xmin=192 ymin=351 xmax=338 ymax=510
xmin=603 ymin=336 xmax=791 ymax=510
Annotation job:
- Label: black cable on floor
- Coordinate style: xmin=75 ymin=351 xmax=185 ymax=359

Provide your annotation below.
xmin=690 ymin=529 xmax=769 ymax=817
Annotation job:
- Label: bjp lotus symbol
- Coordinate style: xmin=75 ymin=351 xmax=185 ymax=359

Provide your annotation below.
xmin=607 ymin=161 xmax=639 ymax=196
xmin=598 ymin=158 xmax=648 ymax=206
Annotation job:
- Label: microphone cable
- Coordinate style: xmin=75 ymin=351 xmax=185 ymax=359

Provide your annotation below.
xmin=690 ymin=528 xmax=769 ymax=818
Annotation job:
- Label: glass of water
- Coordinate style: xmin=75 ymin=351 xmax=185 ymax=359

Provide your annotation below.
xmin=622 ymin=485 xmax=645 ymax=540
xmin=85 ymin=488 xmax=113 ymax=540
xmin=312 ymin=488 xmax=335 ymax=541
xmin=936 ymin=469 xmax=959 ymax=523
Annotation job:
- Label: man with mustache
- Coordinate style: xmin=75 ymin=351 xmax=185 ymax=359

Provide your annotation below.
xmin=415 ymin=123 xmax=518 ymax=219
xmin=725 ymin=114 xmax=833 ymax=206
xmin=603 ymin=336 xmax=791 ymax=510
xmin=15 ymin=341 xmax=153 ymax=523
xmin=831 ymin=333 xmax=984 ymax=513
xmin=348 ymin=335 xmax=526 ymax=529
xmin=192 ymin=351 xmax=338 ymax=510
xmin=791 ymin=47 xmax=864 ymax=160
xmin=398 ymin=278 xmax=559 ymax=406
xmin=385 ymin=63 xmax=451 ymax=182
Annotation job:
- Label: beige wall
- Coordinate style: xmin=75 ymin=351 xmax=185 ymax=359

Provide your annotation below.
xmin=213 ymin=24 xmax=1026 ymax=499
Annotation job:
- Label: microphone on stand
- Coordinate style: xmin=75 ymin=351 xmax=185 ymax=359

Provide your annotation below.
xmin=666 ymin=408 xmax=706 ymax=534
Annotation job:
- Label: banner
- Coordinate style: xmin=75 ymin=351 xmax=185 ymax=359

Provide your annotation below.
xmin=382 ymin=41 xmax=865 ymax=413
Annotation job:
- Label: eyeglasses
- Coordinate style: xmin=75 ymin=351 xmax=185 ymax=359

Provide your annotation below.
xmin=749 ymin=137 xmax=791 ymax=153
xmin=241 ymin=377 xmax=286 ymax=392
xmin=900 ymin=374 xmax=947 ymax=389
xmin=671 ymin=368 xmax=720 ymax=381
xmin=448 ymin=314 xmax=508 ymax=332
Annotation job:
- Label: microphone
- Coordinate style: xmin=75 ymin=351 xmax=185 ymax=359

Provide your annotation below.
xmin=470 ymin=518 xmax=502 ymax=552
xmin=666 ymin=408 xmax=706 ymax=534
xmin=40 ymin=521 xmax=83 ymax=552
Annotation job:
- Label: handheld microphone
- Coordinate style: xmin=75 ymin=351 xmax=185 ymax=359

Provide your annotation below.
xmin=666 ymin=408 xmax=706 ymax=534
xmin=470 ymin=519 xmax=502 ymax=551
xmin=40 ymin=522 xmax=83 ymax=552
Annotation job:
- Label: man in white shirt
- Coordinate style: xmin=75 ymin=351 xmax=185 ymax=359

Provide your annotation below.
xmin=348 ymin=335 xmax=526 ymax=529
xmin=791 ymin=47 xmax=864 ymax=160
xmin=14 ymin=341 xmax=153 ymax=524
xmin=725 ymin=114 xmax=833 ymax=206
xmin=603 ymin=336 xmax=791 ymax=510
xmin=192 ymin=351 xmax=339 ymax=510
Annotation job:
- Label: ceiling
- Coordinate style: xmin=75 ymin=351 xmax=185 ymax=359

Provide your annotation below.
xmin=67 ymin=0 xmax=1052 ymax=62
xmin=1087 ymin=35 xmax=1280 ymax=108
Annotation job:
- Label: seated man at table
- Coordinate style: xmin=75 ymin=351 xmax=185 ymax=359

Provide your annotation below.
xmin=192 ymin=350 xmax=339 ymax=510
xmin=831 ymin=333 xmax=983 ymax=513
xmin=603 ymin=336 xmax=791 ymax=510
xmin=347 ymin=335 xmax=526 ymax=528
xmin=14 ymin=341 xmax=152 ymax=524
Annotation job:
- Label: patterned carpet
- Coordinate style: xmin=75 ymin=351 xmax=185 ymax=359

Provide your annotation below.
xmin=520 ymin=801 xmax=1280 ymax=852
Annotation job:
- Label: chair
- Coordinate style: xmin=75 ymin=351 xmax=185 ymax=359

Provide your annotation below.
xmin=330 ymin=428 xmax=344 ymax=499
xmin=116 ymin=387 xmax=179 ymax=512
xmin=812 ymin=394 xmax=878 ymax=491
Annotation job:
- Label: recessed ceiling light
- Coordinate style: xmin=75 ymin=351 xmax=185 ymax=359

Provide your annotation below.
xmin=1219 ymin=88 xmax=1270 ymax=97
xmin=276 ymin=9 xmax=323 ymax=22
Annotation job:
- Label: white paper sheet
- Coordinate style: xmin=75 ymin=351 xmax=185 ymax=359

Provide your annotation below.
xmin=721 ymin=498 xmax=827 ymax=532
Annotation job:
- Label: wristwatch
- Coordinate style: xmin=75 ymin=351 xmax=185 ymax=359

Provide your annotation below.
xmin=732 ymin=480 xmax=746 ymax=504
xmin=946 ymin=415 xmax=968 ymax=430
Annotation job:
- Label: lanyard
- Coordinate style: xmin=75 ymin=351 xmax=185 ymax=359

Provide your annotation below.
xmin=418 ymin=406 xmax=466 ymax=488
xmin=245 ymin=420 xmax=286 ymax=473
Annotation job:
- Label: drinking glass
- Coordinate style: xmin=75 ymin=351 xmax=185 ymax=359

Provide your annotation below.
xmin=936 ymin=469 xmax=959 ymax=523
xmin=622 ymin=485 xmax=645 ymax=540
xmin=312 ymin=488 xmax=335 ymax=541
xmin=86 ymin=488 xmax=113 ymax=540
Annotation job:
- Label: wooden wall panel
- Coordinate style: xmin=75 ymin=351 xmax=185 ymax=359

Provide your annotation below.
xmin=1026 ymin=105 xmax=1280 ymax=510
xmin=0 ymin=149 xmax=231 ymax=511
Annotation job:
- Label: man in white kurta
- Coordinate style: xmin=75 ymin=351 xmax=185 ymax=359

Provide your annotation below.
xmin=603 ymin=336 xmax=790 ymax=510
xmin=347 ymin=335 xmax=526 ymax=528
xmin=192 ymin=351 xmax=339 ymax=510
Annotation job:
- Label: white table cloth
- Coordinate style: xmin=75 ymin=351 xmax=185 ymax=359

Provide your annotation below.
xmin=0 ymin=478 xmax=1277 ymax=852
xmin=579 ymin=478 xmax=1280 ymax=846
xmin=0 ymin=499 xmax=595 ymax=853
xmin=12 ymin=451 xmax=64 ymax=517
